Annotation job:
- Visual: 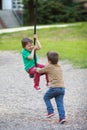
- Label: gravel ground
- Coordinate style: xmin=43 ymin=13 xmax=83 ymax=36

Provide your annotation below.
xmin=0 ymin=51 xmax=87 ymax=130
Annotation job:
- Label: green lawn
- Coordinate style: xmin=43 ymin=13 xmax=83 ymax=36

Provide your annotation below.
xmin=0 ymin=22 xmax=87 ymax=68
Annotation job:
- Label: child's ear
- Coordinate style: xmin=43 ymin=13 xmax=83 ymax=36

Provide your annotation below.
xmin=48 ymin=60 xmax=51 ymax=64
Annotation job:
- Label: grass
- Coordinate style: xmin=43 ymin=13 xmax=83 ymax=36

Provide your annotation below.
xmin=0 ymin=22 xmax=87 ymax=68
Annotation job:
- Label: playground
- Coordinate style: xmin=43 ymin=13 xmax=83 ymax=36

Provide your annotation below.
xmin=0 ymin=51 xmax=87 ymax=130
xmin=0 ymin=0 xmax=87 ymax=129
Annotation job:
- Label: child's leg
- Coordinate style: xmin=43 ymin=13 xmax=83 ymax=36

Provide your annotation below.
xmin=55 ymin=88 xmax=65 ymax=120
xmin=43 ymin=88 xmax=54 ymax=114
xmin=37 ymin=64 xmax=49 ymax=84
xmin=34 ymin=71 xmax=41 ymax=88
xmin=28 ymin=67 xmax=40 ymax=89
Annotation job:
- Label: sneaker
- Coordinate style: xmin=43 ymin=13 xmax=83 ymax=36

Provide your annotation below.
xmin=46 ymin=113 xmax=54 ymax=118
xmin=36 ymin=87 xmax=41 ymax=91
xmin=59 ymin=118 xmax=66 ymax=124
xmin=34 ymin=85 xmax=41 ymax=91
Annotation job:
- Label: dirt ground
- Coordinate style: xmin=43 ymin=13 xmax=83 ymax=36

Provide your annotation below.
xmin=0 ymin=51 xmax=87 ymax=130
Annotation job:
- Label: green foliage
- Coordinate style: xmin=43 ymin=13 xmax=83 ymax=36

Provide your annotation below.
xmin=61 ymin=3 xmax=87 ymax=22
xmin=23 ymin=0 xmax=87 ymax=25
xmin=37 ymin=0 xmax=64 ymax=24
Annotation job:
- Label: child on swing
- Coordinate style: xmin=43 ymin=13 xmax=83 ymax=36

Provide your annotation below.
xmin=36 ymin=51 xmax=66 ymax=124
xmin=21 ymin=35 xmax=49 ymax=90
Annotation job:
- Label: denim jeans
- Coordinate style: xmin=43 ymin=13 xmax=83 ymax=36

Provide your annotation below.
xmin=44 ymin=87 xmax=65 ymax=119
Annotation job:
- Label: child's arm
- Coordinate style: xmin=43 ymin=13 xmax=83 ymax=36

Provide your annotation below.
xmin=34 ymin=34 xmax=42 ymax=50
xmin=27 ymin=46 xmax=37 ymax=60
xmin=36 ymin=65 xmax=49 ymax=74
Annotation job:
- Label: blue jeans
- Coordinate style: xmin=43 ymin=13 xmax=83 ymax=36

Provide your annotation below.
xmin=44 ymin=87 xmax=65 ymax=119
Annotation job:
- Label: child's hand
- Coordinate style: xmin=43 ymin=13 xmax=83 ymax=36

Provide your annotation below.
xmin=36 ymin=68 xmax=41 ymax=72
xmin=30 ymin=45 xmax=34 ymax=49
xmin=34 ymin=45 xmax=38 ymax=50
xmin=34 ymin=34 xmax=41 ymax=50
xmin=34 ymin=34 xmax=38 ymax=40
xmin=28 ymin=45 xmax=34 ymax=51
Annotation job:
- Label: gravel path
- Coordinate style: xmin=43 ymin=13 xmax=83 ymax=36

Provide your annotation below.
xmin=0 ymin=51 xmax=87 ymax=130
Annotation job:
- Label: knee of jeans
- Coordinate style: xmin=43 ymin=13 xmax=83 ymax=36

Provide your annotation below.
xmin=43 ymin=95 xmax=47 ymax=101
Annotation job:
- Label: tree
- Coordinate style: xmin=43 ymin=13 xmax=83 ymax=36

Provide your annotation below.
xmin=28 ymin=0 xmax=34 ymax=25
xmin=23 ymin=0 xmax=34 ymax=25
xmin=23 ymin=0 xmax=87 ymax=25
xmin=61 ymin=0 xmax=73 ymax=5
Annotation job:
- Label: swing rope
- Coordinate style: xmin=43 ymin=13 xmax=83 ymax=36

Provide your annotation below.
xmin=29 ymin=0 xmax=45 ymax=78
xmin=29 ymin=0 xmax=38 ymax=78
xmin=34 ymin=0 xmax=38 ymax=67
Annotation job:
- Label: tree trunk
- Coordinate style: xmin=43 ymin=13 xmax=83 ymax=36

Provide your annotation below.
xmin=28 ymin=0 xmax=34 ymax=25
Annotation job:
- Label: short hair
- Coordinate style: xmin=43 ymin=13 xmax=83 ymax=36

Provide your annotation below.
xmin=47 ymin=51 xmax=59 ymax=64
xmin=21 ymin=37 xmax=33 ymax=48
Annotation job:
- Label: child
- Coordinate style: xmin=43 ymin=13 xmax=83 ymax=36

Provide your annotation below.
xmin=21 ymin=35 xmax=49 ymax=90
xmin=36 ymin=51 xmax=66 ymax=124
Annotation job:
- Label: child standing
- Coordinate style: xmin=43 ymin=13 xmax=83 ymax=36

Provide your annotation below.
xmin=36 ymin=51 xmax=66 ymax=124
xmin=21 ymin=35 xmax=49 ymax=90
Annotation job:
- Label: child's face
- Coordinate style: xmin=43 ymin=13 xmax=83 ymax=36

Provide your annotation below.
xmin=25 ymin=42 xmax=34 ymax=51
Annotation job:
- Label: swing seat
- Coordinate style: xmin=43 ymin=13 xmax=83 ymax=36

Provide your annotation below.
xmin=29 ymin=73 xmax=45 ymax=78
xmin=29 ymin=74 xmax=34 ymax=78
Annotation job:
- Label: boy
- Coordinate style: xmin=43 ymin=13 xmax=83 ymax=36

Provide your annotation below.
xmin=36 ymin=51 xmax=66 ymax=124
xmin=21 ymin=35 xmax=49 ymax=90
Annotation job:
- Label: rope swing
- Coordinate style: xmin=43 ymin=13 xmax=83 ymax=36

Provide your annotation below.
xmin=29 ymin=0 xmax=38 ymax=78
xmin=29 ymin=0 xmax=45 ymax=78
xmin=34 ymin=0 xmax=38 ymax=67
